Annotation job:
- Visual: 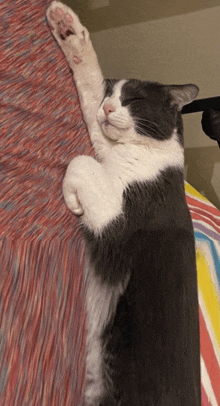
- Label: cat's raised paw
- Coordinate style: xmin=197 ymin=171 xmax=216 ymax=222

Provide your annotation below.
xmin=49 ymin=6 xmax=75 ymax=39
xmin=46 ymin=1 xmax=90 ymax=64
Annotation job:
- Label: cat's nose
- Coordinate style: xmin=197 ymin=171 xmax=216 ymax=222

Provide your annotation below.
xmin=103 ymin=103 xmax=115 ymax=117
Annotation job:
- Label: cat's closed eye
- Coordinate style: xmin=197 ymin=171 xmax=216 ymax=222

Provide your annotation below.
xmin=121 ymin=97 xmax=143 ymax=106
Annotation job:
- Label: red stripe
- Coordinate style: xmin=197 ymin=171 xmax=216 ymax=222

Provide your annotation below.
xmin=187 ymin=201 xmax=220 ymax=225
xmin=199 ymin=309 xmax=220 ymax=404
xmin=191 ymin=207 xmax=220 ymax=227
xmin=190 ymin=212 xmax=220 ymax=234
xmin=186 ymin=195 xmax=220 ymax=218
xmin=191 ymin=208 xmax=220 ymax=230
xmin=202 ymin=384 xmax=213 ymax=406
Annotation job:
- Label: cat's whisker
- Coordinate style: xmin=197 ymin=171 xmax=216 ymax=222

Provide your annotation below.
xmin=132 ymin=116 xmax=161 ymax=126
xmin=134 ymin=119 xmax=159 ymax=130
xmin=133 ymin=116 xmax=167 ymax=135
xmin=135 ymin=124 xmax=165 ymax=138
xmin=134 ymin=123 xmax=167 ymax=138
xmin=132 ymin=116 xmax=159 ymax=124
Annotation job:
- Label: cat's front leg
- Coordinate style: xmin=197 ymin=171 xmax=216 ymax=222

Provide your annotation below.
xmin=63 ymin=156 xmax=122 ymax=233
xmin=46 ymin=1 xmax=104 ymax=128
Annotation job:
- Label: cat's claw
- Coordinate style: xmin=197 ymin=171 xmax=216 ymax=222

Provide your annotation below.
xmin=46 ymin=1 xmax=90 ymax=64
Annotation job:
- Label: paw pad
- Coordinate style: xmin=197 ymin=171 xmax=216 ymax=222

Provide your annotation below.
xmin=49 ymin=7 xmax=76 ymax=40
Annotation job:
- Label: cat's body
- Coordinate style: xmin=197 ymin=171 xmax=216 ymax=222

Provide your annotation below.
xmin=47 ymin=3 xmax=201 ymax=405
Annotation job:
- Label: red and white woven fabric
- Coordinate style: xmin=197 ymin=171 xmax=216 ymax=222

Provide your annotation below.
xmin=0 ymin=1 xmax=92 ymax=404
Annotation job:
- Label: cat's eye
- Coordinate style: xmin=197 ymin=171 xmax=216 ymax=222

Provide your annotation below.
xmin=122 ymin=97 xmax=142 ymax=106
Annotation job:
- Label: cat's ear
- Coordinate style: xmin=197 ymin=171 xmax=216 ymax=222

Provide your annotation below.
xmin=167 ymin=84 xmax=199 ymax=111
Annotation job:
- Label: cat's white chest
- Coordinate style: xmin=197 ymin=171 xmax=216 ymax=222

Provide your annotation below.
xmin=63 ymin=131 xmax=183 ymax=234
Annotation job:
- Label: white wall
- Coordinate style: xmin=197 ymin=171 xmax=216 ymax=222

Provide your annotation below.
xmin=91 ymin=7 xmax=220 ymax=207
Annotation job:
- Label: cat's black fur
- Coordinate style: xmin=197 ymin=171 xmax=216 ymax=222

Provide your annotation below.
xmin=83 ymin=79 xmax=201 ymax=406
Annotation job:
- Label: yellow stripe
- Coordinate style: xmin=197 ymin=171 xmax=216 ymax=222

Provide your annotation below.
xmin=196 ymin=249 xmax=220 ymax=346
xmin=185 ymin=182 xmax=209 ymax=203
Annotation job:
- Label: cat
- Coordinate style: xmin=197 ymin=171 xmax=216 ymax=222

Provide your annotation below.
xmin=47 ymin=3 xmax=201 ymax=406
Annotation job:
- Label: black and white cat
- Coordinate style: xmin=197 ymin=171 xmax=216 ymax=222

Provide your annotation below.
xmin=47 ymin=3 xmax=201 ymax=405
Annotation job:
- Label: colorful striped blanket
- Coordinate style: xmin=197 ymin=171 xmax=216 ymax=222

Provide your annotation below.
xmin=0 ymin=0 xmax=219 ymax=404
xmin=186 ymin=184 xmax=220 ymax=406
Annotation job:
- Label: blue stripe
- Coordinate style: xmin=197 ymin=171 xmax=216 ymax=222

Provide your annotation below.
xmin=194 ymin=231 xmax=220 ymax=292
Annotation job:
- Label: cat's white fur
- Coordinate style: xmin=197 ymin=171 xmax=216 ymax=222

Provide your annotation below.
xmin=84 ymin=255 xmax=130 ymax=405
xmin=47 ymin=3 xmax=184 ymax=404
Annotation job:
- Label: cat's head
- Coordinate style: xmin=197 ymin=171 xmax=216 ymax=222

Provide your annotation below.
xmin=97 ymin=79 xmax=199 ymax=144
